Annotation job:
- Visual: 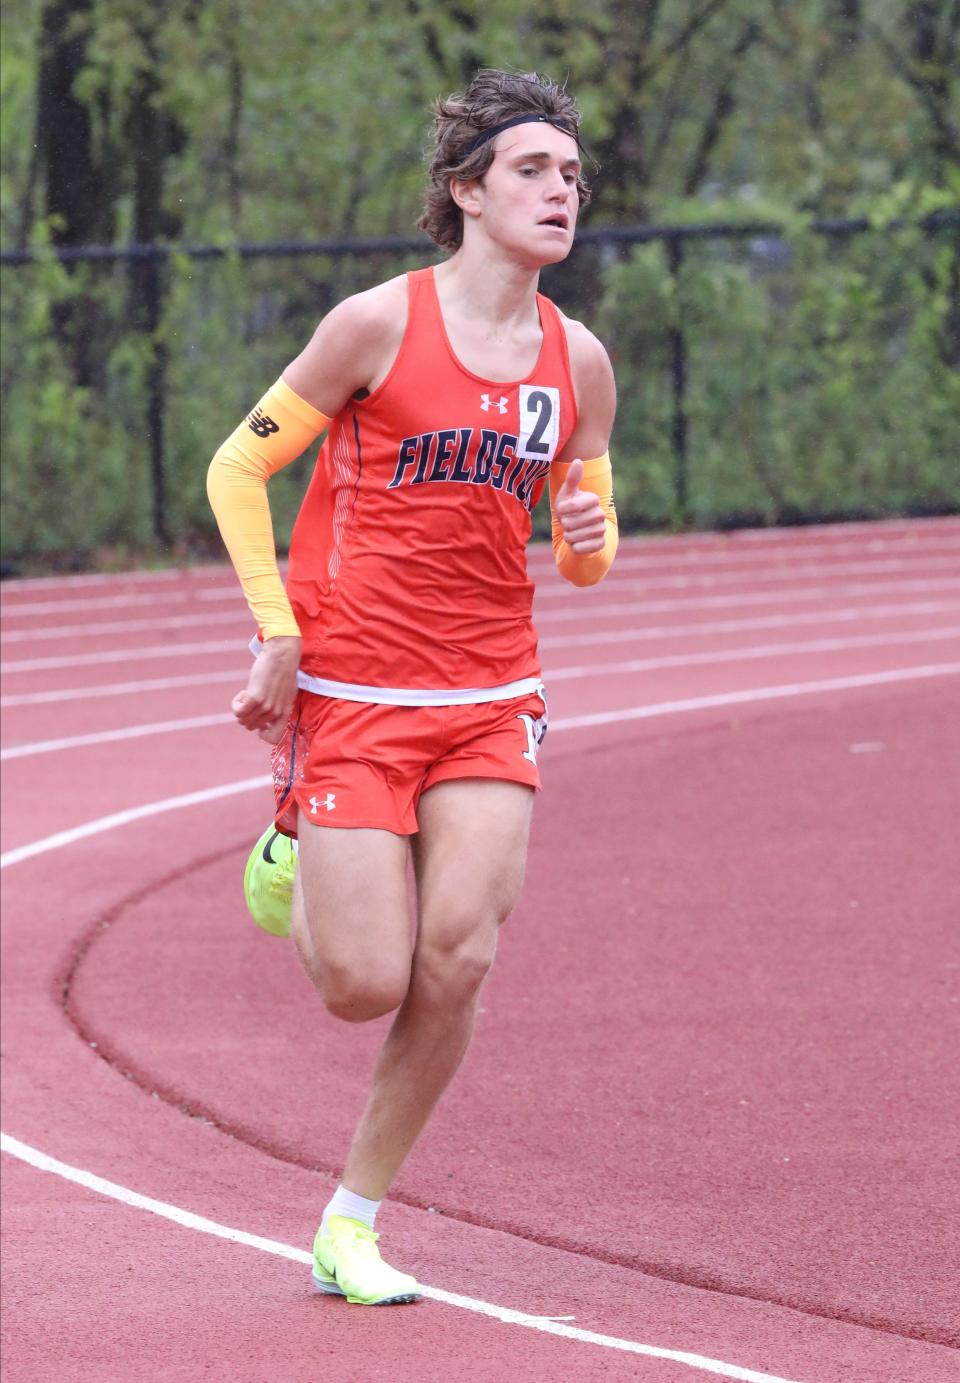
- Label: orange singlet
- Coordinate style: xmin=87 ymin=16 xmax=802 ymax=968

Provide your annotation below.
xmin=284 ymin=267 xmax=577 ymax=704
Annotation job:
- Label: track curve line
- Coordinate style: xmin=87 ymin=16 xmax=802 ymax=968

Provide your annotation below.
xmin=0 ymin=1134 xmax=802 ymax=1383
xmin=0 ymin=775 xmax=270 ymax=870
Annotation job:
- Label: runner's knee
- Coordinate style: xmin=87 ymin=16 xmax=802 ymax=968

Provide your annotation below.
xmin=415 ymin=920 xmax=499 ymax=1002
xmin=317 ymin=958 xmax=410 ymax=1023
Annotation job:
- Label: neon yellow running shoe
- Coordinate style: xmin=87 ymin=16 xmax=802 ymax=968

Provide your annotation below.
xmin=242 ymin=826 xmax=296 ymax=937
xmin=312 ymin=1216 xmax=420 ymax=1305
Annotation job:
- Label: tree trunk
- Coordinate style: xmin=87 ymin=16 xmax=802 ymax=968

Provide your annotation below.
xmin=36 ymin=0 xmax=114 ymax=247
xmin=125 ymin=17 xmax=187 ymax=546
xmin=35 ymin=0 xmax=116 ymax=387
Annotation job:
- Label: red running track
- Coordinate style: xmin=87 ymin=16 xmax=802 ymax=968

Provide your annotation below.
xmin=2 ymin=517 xmax=960 ymax=1382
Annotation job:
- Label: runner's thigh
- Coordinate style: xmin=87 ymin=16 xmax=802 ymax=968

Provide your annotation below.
xmin=293 ymin=812 xmax=413 ymax=986
xmin=412 ymin=779 xmax=535 ymax=958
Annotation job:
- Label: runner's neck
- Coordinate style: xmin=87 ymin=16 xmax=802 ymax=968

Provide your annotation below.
xmin=434 ymin=252 xmax=541 ymax=340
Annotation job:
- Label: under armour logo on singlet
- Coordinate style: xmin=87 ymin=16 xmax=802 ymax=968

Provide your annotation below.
xmin=480 ymin=394 xmax=509 ymax=413
xmin=247 ymin=408 xmax=279 ymax=438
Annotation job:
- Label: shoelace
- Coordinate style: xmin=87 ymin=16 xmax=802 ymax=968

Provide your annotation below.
xmin=267 ymin=858 xmax=296 ymax=898
xmin=339 ymin=1223 xmax=381 ymax=1258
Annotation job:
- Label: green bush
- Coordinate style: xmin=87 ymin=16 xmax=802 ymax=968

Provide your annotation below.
xmin=597 ymin=226 xmax=960 ymax=529
xmin=2 ymin=224 xmax=957 ymax=573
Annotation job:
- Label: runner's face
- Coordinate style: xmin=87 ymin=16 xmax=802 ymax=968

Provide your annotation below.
xmin=471 ymin=124 xmax=581 ymax=265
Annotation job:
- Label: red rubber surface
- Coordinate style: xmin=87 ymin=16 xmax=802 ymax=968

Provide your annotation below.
xmin=3 ymin=518 xmax=960 ymax=1382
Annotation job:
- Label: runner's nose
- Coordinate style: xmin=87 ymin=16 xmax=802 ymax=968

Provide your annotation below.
xmin=546 ymin=168 xmax=569 ymax=199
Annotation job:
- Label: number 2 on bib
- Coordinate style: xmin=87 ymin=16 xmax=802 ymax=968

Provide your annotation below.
xmin=517 ymin=385 xmax=560 ymax=462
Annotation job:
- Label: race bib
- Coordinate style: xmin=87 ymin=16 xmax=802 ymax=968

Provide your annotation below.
xmin=516 ymin=385 xmax=560 ymax=462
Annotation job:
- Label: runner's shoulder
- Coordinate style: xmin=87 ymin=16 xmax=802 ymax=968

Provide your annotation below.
xmin=323 ymin=274 xmax=409 ymax=348
xmin=558 ymin=311 xmax=615 ymax=397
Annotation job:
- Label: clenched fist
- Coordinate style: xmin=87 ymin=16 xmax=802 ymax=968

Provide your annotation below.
xmin=231 ymin=634 xmax=301 ymax=744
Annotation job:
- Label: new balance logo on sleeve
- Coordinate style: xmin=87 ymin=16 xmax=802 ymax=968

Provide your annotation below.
xmin=480 ymin=394 xmax=509 ymax=413
xmin=248 ymin=408 xmax=280 ymax=437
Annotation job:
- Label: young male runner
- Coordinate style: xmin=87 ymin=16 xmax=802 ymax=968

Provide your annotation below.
xmin=207 ymin=69 xmax=618 ymax=1305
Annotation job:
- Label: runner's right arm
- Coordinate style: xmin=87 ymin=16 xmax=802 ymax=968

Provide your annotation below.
xmin=206 ymin=379 xmax=331 ymax=642
xmin=206 ymin=281 xmax=406 ymax=738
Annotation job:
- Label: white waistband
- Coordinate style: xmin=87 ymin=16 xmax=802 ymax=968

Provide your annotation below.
xmin=295 ymin=672 xmax=545 ymax=706
xmin=249 ymin=638 xmax=543 ymax=707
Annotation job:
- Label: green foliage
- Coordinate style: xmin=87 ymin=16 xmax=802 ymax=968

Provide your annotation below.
xmin=0 ymin=261 xmax=153 ymax=561
xmin=1 ymin=0 xmax=958 ymax=568
xmin=597 ymin=224 xmax=960 ymax=529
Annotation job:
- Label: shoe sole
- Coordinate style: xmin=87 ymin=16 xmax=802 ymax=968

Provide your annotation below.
xmin=311 ymin=1269 xmax=419 ymax=1305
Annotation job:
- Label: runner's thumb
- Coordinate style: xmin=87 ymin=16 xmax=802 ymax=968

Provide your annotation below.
xmin=557 ymin=458 xmax=584 ymax=499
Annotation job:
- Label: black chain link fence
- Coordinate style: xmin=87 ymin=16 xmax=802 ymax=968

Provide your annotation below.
xmin=1 ymin=211 xmax=957 ymax=573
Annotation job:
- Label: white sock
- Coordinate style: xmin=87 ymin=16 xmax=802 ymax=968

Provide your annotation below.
xmin=320 ymin=1184 xmax=381 ymax=1235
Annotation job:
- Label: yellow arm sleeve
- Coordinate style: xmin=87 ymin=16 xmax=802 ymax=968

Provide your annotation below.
xmin=206 ymin=378 xmax=331 ymax=639
xmin=549 ymin=453 xmax=619 ymax=587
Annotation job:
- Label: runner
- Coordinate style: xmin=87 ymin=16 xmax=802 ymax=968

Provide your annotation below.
xmin=207 ymin=68 xmax=618 ymax=1305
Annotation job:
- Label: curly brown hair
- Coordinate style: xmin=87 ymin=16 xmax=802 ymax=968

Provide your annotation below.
xmin=418 ymin=69 xmax=591 ymax=253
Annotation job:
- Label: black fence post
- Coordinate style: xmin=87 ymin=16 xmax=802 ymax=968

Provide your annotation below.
xmin=142 ymin=249 xmax=169 ymax=547
xmin=665 ymin=235 xmax=690 ymax=521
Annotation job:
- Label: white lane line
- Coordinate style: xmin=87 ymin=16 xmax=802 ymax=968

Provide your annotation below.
xmin=0 ymin=537 xmax=911 ymax=600
xmin=528 ymin=537 xmax=960 ymax=574
xmin=2 ymin=518 xmax=956 ymax=599
xmin=0 ymin=588 xmax=239 ymax=617
xmin=4 ymin=602 xmax=957 ymax=708
xmin=535 ymin=578 xmax=960 ymax=624
xmin=6 ymin=590 xmax=179 ymax=615
xmin=2 ymin=640 xmax=243 ymax=674
xmin=0 ymin=661 xmax=952 ymax=1370
xmin=0 ymin=570 xmax=186 ymax=593
xmin=538 ymin=600 xmax=959 ymax=650
xmin=1 ymin=669 xmax=249 ymax=708
xmin=0 ymin=776 xmax=270 ymax=869
xmin=0 ymin=713 xmax=235 ymax=761
xmin=5 ymin=578 xmax=960 ymax=661
xmin=0 ymin=534 xmax=948 ymax=609
xmin=551 ymin=663 xmax=960 ymax=732
xmin=0 ymin=1133 xmax=800 ymax=1383
xmin=7 ymin=555 xmax=960 ymax=633
xmin=5 ymin=628 xmax=960 ymax=762
xmin=0 ymin=566 xmax=224 ymax=593
xmin=544 ymin=626 xmax=960 ymax=683
xmin=5 ymin=556 xmax=959 ymax=627
xmin=3 ymin=519 xmax=956 ymax=599
xmin=531 ymin=555 xmax=960 ymax=600
xmin=1 ymin=610 xmax=248 ymax=644
xmin=719 ymin=517 xmax=960 ymax=542
xmin=4 ymin=665 xmax=959 ymax=868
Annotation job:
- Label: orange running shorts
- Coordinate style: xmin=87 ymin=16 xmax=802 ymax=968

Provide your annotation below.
xmin=271 ymin=688 xmax=548 ymax=837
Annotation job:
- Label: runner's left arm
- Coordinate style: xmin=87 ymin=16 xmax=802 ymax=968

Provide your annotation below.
xmin=549 ymin=326 xmax=618 ymax=586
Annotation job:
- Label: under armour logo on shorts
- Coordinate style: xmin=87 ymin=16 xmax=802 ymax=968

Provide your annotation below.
xmin=480 ymin=393 xmax=508 ymax=413
xmin=309 ymin=793 xmax=337 ymax=813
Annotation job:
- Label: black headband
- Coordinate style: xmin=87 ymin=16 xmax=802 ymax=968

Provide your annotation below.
xmin=463 ymin=114 xmax=580 ymax=158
